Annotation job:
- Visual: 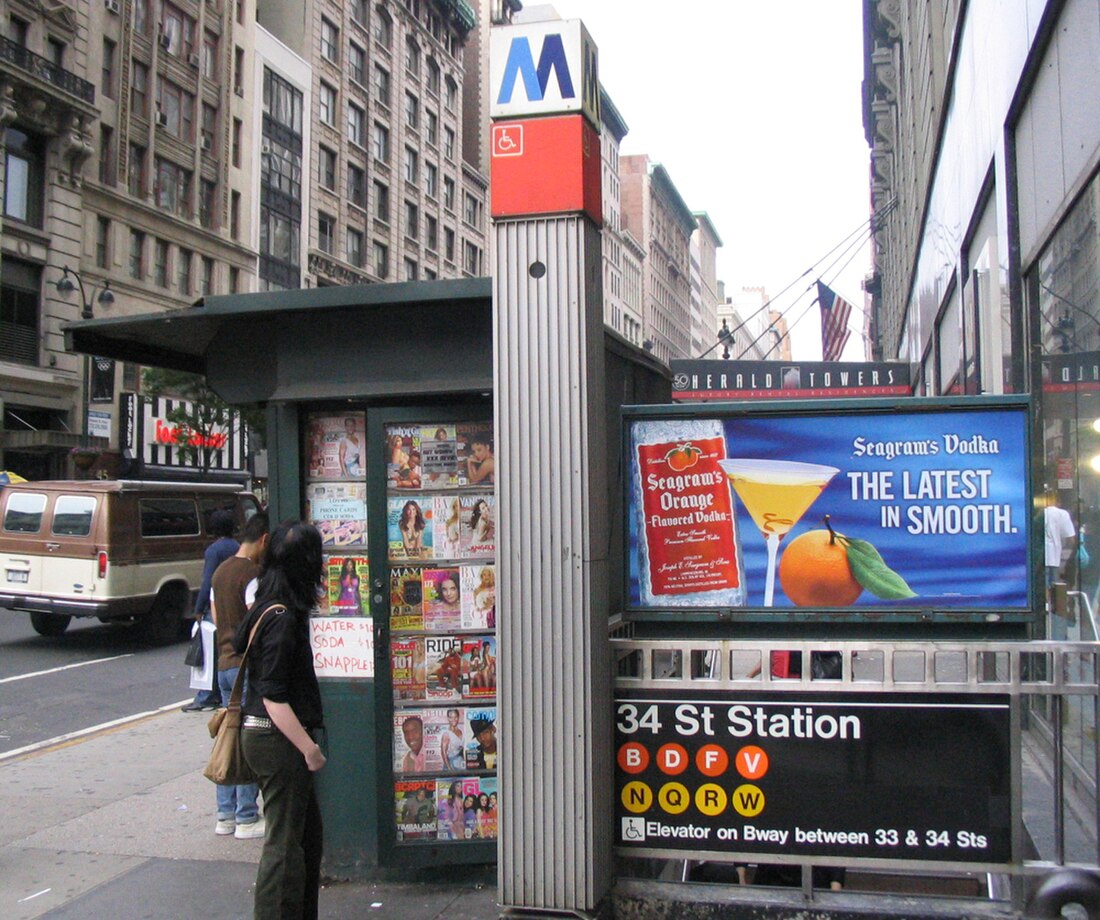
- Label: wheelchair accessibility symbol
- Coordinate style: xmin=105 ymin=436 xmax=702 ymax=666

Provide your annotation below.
xmin=492 ymin=124 xmax=524 ymax=157
xmin=621 ymin=816 xmax=646 ymax=842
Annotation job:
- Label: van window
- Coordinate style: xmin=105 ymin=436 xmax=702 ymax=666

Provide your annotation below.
xmin=140 ymin=498 xmax=200 ymax=537
xmin=4 ymin=493 xmax=47 ymax=533
xmin=200 ymin=497 xmax=236 ymax=532
xmin=52 ymin=496 xmax=96 ymax=536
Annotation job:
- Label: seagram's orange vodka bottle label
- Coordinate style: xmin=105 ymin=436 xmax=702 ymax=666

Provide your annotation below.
xmin=632 ymin=420 xmax=746 ymax=607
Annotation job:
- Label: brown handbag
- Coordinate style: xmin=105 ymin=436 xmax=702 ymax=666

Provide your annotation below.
xmin=202 ymin=605 xmax=282 ymax=785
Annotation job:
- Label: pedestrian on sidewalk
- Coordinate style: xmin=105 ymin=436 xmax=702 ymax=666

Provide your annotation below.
xmin=236 ymin=521 xmax=327 ymax=920
xmin=211 ymin=511 xmax=269 ymax=840
xmin=183 ymin=510 xmax=239 ymax=712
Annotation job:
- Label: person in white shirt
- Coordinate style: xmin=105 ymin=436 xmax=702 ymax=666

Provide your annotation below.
xmin=1044 ymin=490 xmax=1076 ymax=638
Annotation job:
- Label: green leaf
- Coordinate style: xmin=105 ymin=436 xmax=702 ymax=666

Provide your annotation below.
xmin=838 ymin=535 xmax=917 ymax=600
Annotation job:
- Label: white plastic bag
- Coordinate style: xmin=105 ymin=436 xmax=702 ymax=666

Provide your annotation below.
xmin=189 ymin=619 xmax=217 ymax=691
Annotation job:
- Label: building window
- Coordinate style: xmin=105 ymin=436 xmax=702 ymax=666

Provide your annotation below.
xmin=373 ymin=64 xmax=390 ymax=107
xmin=349 ymin=43 xmax=365 ymax=84
xmin=0 ymin=258 xmax=40 ymax=366
xmin=178 ymin=248 xmax=192 ymax=295
xmin=264 ymin=69 xmax=303 ymax=133
xmin=229 ymin=267 xmax=240 ymax=293
xmin=320 ymin=18 xmax=339 ymax=62
xmin=404 ymin=257 xmax=418 ymax=281
xmin=160 ymin=2 xmax=196 ymax=58
xmin=443 ymin=126 xmax=455 ymax=159
xmin=373 ymin=7 xmax=392 ymax=48
xmin=444 ymin=226 xmax=455 ymax=261
xmin=231 ymin=117 xmax=242 ymax=167
xmin=404 ymin=146 xmax=418 ymax=183
xmin=348 ymin=103 xmax=365 ymax=147
xmin=318 ymin=213 xmax=335 ymax=254
xmin=260 ymin=207 xmax=300 ymax=262
xmin=347 ymin=227 xmax=363 ymax=267
xmin=425 ymin=109 xmax=437 ymax=146
xmin=372 ymin=122 xmax=389 ymax=162
xmin=133 ymin=0 xmax=148 ymax=34
xmin=405 ymin=92 xmax=419 ymax=129
xmin=128 ymin=143 xmax=146 ymax=197
xmin=373 ymin=180 xmax=389 ymax=222
xmin=445 ymin=76 xmax=457 ymax=111
xmin=443 ymin=176 xmax=455 ymax=211
xmin=424 ymin=161 xmax=437 ymax=198
xmin=129 ymin=230 xmax=145 ymax=279
xmin=463 ymin=192 xmax=481 ymax=228
xmin=405 ymin=36 xmax=420 ymax=75
xmin=373 ymin=240 xmax=388 ymax=278
xmin=425 ymin=214 xmax=437 ymax=251
xmin=98 ymin=125 xmax=114 ymax=186
xmin=201 ymin=103 xmax=217 ymax=154
xmin=230 ymin=190 xmax=241 ymax=240
xmin=3 ymin=129 xmax=44 ymax=227
xmin=348 ymin=164 xmax=366 ymax=207
xmin=464 ymin=241 xmax=480 ymax=274
xmin=262 ymin=137 xmax=302 ymax=201
xmin=155 ymin=158 xmax=192 ymax=218
xmin=320 ymin=146 xmax=336 ymax=190
xmin=46 ymin=36 xmax=64 ymax=67
xmin=405 ymin=200 xmax=418 ymax=240
xmin=201 ymin=256 xmax=214 ymax=295
xmin=202 ymin=31 xmax=218 ymax=79
xmin=352 ymin=0 xmax=367 ymax=23
xmin=153 ymin=238 xmax=169 ymax=286
xmin=157 ymin=79 xmax=195 ymax=141
xmin=102 ymin=39 xmax=116 ymax=99
xmin=200 ymin=179 xmax=217 ymax=229
xmin=233 ymin=46 xmax=244 ymax=95
xmin=426 ymin=57 xmax=440 ymax=94
xmin=95 ymin=217 xmax=110 ymax=269
xmin=318 ymin=81 xmax=336 ymax=126
xmin=424 ymin=267 xmax=436 ymax=281
xmin=131 ymin=61 xmax=149 ymax=118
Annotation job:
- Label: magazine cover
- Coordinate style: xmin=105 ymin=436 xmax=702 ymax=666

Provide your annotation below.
xmin=386 ymin=425 xmax=422 ymax=489
xmin=456 ymin=422 xmax=495 ymax=486
xmin=477 ymin=776 xmax=499 ymax=839
xmin=461 ymin=777 xmax=484 ymax=839
xmin=465 ymin=707 xmax=498 ymax=771
xmin=305 ymin=413 xmax=365 ymax=480
xmin=436 ymin=778 xmax=469 ymax=841
xmin=459 ymin=495 xmax=496 ymax=559
xmin=432 ymin=495 xmax=463 ymax=560
xmin=390 ymin=566 xmax=424 ymax=630
xmin=387 ymin=497 xmax=433 ymax=561
xmin=391 ymin=638 xmax=425 ymax=700
xmin=420 ymin=424 xmax=458 ymax=489
xmin=462 ymin=637 xmax=496 ymax=699
xmin=325 ymin=556 xmax=369 ymax=616
xmin=423 ymin=635 xmax=464 ymax=700
xmin=393 ymin=708 xmax=447 ymax=773
xmin=394 ymin=779 xmax=437 ymax=841
xmin=422 ymin=568 xmax=462 ymax=631
xmin=307 ymin=482 xmax=367 ymax=548
xmin=460 ymin=564 xmax=495 ymax=629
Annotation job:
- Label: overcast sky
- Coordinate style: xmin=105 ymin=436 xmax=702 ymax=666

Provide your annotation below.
xmin=538 ymin=1 xmax=872 ymax=360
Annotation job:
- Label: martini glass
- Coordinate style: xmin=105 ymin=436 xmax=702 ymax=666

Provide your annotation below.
xmin=717 ymin=459 xmax=839 ymax=606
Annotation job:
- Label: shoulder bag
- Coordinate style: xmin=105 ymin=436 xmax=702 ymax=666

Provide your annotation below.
xmin=203 ymin=604 xmax=284 ymax=786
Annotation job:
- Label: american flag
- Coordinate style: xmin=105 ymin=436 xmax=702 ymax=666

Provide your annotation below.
xmin=816 ymin=281 xmax=853 ymax=362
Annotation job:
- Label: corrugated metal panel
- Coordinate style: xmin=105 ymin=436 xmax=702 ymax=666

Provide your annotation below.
xmin=494 ymin=216 xmax=613 ymax=912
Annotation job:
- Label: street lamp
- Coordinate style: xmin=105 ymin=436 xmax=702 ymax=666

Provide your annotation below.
xmin=54 ymin=266 xmax=115 ymax=444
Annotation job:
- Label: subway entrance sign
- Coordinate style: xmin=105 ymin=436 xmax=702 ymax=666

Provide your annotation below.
xmin=615 ymin=690 xmax=1011 ymax=863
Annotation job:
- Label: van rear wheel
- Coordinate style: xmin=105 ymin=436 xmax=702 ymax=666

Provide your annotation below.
xmin=143 ymin=584 xmax=190 ymax=645
xmin=30 ymin=611 xmax=72 ymax=637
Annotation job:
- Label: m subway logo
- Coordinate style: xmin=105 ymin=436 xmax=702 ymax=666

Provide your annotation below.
xmin=493 ymin=24 xmax=599 ymax=121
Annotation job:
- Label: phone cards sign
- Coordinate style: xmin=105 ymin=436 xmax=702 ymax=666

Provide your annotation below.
xmin=615 ymin=691 xmax=1010 ymax=864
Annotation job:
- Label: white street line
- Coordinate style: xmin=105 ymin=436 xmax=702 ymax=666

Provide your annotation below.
xmin=18 ymin=889 xmax=51 ymax=903
xmin=0 ymin=698 xmax=191 ymax=764
xmin=0 ymin=654 xmax=134 ymax=685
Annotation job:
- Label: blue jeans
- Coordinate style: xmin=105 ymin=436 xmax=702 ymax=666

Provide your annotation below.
xmin=216 ymin=665 xmax=260 ymax=824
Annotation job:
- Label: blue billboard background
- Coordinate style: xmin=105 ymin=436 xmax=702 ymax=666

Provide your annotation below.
xmin=627 ymin=405 xmax=1031 ymax=611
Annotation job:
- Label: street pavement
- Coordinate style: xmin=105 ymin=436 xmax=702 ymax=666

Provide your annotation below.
xmin=0 ymin=704 xmax=500 ymax=920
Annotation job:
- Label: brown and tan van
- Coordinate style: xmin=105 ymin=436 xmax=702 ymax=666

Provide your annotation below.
xmin=0 ymin=480 xmax=260 ymax=642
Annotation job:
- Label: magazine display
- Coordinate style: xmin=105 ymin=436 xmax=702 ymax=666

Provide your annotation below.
xmin=307 ymin=482 xmax=367 ymax=548
xmin=394 ymin=780 xmax=437 ymax=841
xmin=387 ymin=497 xmax=433 ymax=561
xmin=460 ymin=564 xmax=495 ymax=629
xmin=385 ymin=418 xmax=497 ymax=846
xmin=326 ymin=556 xmax=368 ymax=616
xmin=306 ymin=412 xmax=366 ymax=481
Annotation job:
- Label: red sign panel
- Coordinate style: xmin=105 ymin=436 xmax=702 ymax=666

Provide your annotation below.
xmin=490 ymin=114 xmax=602 ymax=225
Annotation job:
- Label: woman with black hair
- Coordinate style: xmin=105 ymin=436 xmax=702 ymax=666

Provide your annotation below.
xmin=236 ymin=521 xmax=327 ymax=920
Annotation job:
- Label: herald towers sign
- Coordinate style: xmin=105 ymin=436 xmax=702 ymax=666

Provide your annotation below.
xmin=490 ymin=19 xmax=600 ymax=128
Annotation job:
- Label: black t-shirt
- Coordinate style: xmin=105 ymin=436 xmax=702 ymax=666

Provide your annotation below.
xmin=235 ymin=601 xmax=323 ymax=729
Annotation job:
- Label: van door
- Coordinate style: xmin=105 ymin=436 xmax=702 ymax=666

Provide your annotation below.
xmin=0 ymin=490 xmax=49 ymax=593
xmin=44 ymin=494 xmax=102 ymax=602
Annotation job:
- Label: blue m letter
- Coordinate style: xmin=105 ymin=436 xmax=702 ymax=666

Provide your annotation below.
xmin=497 ymin=33 xmax=575 ymax=104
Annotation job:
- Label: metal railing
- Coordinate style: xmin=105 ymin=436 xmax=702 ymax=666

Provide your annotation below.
xmin=0 ymin=35 xmax=95 ymax=104
xmin=611 ymin=637 xmax=1100 ymax=913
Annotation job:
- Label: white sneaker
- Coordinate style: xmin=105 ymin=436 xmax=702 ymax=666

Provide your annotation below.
xmin=215 ymin=819 xmax=235 ymax=836
xmin=235 ymin=818 xmax=266 ymax=839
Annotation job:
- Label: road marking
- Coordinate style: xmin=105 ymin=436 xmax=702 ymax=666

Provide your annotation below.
xmin=0 ymin=654 xmax=134 ymax=684
xmin=0 ymin=698 xmax=191 ymax=764
xmin=18 ymin=889 xmax=51 ymax=903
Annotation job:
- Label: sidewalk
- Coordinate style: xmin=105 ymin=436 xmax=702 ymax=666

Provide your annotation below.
xmin=0 ymin=707 xmax=501 ymax=920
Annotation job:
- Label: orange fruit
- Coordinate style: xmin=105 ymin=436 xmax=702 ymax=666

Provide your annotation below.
xmin=778 ymin=529 xmax=862 ymax=607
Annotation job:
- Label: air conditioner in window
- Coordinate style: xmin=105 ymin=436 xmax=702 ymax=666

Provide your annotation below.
xmin=155 ymin=110 xmax=169 ymax=128
xmin=104 ymin=0 xmax=121 ymax=14
xmin=201 ymin=134 xmax=212 ymax=151
xmin=188 ymin=53 xmax=201 ymax=68
xmin=158 ymin=31 xmax=172 ymax=51
xmin=261 ymin=140 xmax=271 ymax=155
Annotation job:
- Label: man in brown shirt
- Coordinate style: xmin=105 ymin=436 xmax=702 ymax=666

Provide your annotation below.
xmin=210 ymin=511 xmax=268 ymax=839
